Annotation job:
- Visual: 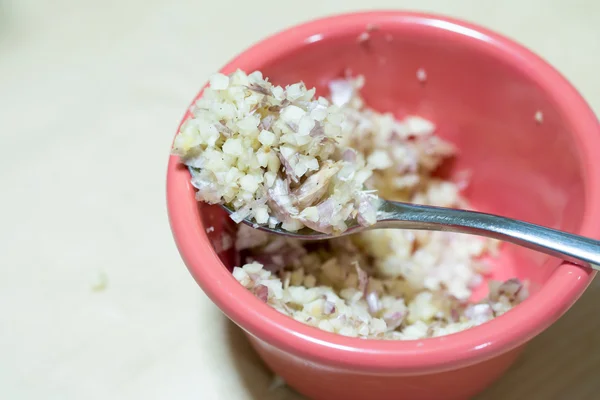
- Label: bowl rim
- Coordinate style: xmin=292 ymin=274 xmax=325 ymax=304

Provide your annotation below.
xmin=166 ymin=10 xmax=600 ymax=374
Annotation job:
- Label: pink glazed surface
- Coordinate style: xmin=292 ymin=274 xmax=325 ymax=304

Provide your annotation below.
xmin=166 ymin=11 xmax=600 ymax=400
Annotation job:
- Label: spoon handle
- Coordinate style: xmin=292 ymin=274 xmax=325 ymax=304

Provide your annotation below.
xmin=377 ymin=201 xmax=600 ymax=271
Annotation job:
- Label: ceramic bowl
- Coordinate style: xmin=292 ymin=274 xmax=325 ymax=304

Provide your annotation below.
xmin=167 ymin=11 xmax=600 ymax=400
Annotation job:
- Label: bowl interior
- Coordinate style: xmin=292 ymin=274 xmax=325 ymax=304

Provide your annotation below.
xmin=199 ymin=23 xmax=586 ymax=294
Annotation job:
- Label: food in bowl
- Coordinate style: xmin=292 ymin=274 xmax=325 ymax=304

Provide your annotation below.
xmin=233 ymin=255 xmax=527 ymax=339
xmin=172 ymin=69 xmax=529 ymax=340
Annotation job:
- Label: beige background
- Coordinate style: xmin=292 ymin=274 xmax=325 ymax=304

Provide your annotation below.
xmin=1 ymin=1 xmax=598 ymax=399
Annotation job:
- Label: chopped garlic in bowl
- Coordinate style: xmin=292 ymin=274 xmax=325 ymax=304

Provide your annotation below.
xmin=172 ymin=70 xmax=378 ymax=234
xmin=233 ymin=260 xmax=527 ymax=340
xmin=233 ymin=223 xmax=527 ymax=340
xmin=174 ymin=70 xmax=528 ymax=340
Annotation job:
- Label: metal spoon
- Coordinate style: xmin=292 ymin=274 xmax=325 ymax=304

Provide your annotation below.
xmin=220 ymin=200 xmax=600 ymax=272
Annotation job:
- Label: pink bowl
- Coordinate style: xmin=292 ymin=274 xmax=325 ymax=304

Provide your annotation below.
xmin=167 ymin=11 xmax=600 ymax=400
